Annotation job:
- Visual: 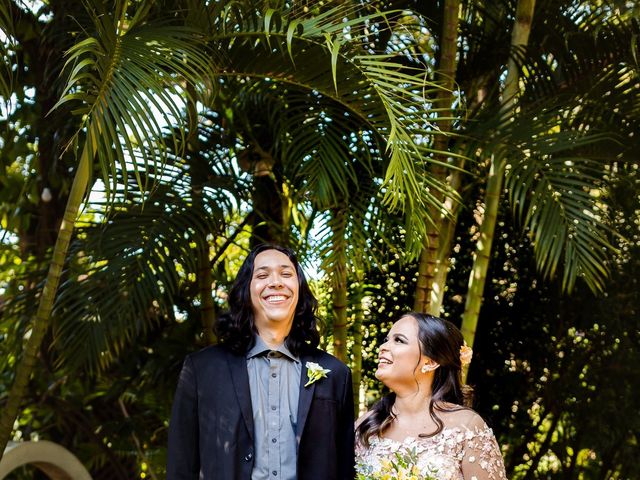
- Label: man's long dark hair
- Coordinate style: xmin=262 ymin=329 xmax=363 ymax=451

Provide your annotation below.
xmin=216 ymin=244 xmax=320 ymax=357
xmin=356 ymin=312 xmax=472 ymax=447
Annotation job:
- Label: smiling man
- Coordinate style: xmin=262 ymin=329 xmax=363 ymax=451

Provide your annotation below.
xmin=167 ymin=244 xmax=355 ymax=480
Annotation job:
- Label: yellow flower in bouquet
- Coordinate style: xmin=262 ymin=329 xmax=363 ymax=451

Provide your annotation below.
xmin=356 ymin=447 xmax=438 ymax=480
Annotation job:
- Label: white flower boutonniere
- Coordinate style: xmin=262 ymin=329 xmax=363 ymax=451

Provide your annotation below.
xmin=304 ymin=362 xmax=331 ymax=387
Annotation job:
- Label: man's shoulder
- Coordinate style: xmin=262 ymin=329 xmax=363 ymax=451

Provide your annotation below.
xmin=188 ymin=344 xmax=237 ymax=365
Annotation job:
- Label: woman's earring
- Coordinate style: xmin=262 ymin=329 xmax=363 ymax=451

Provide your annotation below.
xmin=421 ymin=364 xmax=429 ymax=373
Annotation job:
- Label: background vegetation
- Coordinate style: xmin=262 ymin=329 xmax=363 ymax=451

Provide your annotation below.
xmin=0 ymin=0 xmax=638 ymax=479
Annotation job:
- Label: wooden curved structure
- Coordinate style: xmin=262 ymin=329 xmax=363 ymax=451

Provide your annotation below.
xmin=0 ymin=440 xmax=92 ymax=480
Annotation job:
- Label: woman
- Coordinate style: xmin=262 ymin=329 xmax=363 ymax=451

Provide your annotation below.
xmin=355 ymin=312 xmax=507 ymax=480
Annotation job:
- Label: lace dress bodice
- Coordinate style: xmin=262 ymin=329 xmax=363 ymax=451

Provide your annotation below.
xmin=356 ymin=414 xmax=507 ymax=480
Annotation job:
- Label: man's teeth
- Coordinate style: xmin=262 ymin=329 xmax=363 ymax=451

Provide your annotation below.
xmin=266 ymin=295 xmax=287 ymax=302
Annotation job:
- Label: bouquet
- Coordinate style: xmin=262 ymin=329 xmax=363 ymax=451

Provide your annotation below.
xmin=356 ymin=447 xmax=438 ymax=480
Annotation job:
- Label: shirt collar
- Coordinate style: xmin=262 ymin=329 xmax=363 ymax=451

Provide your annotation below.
xmin=246 ymin=334 xmax=300 ymax=363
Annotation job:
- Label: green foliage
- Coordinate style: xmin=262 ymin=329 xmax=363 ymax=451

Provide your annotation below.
xmin=442 ymin=158 xmax=640 ymax=478
xmin=53 ymin=0 xmax=212 ymax=200
xmin=456 ymin=0 xmax=640 ymax=294
xmin=0 ymin=0 xmax=639 ymax=478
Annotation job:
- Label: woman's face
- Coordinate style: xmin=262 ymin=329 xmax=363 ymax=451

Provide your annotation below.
xmin=375 ymin=315 xmax=427 ymax=387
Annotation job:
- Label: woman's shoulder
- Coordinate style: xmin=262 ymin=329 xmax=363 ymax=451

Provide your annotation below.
xmin=437 ymin=405 xmax=491 ymax=433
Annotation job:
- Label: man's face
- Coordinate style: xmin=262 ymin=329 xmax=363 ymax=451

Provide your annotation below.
xmin=250 ymin=249 xmax=300 ymax=333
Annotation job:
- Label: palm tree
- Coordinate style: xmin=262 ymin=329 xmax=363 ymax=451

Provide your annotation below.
xmin=0 ymin=0 xmax=453 ymax=455
xmin=459 ymin=0 xmax=639 ymax=356
xmin=0 ymin=0 xmax=214 ymax=454
xmin=461 ymin=0 xmax=538 ymax=353
xmin=400 ymin=0 xmax=638 ymax=367
xmin=0 ymin=1 xmax=13 ymax=103
xmin=413 ymin=0 xmax=463 ymax=314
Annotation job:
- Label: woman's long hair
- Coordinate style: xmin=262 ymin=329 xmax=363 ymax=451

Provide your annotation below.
xmin=215 ymin=244 xmax=320 ymax=357
xmin=356 ymin=312 xmax=473 ymax=447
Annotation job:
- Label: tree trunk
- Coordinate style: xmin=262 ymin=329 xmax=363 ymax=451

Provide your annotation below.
xmin=461 ymin=154 xmax=504 ymax=348
xmin=428 ymin=167 xmax=465 ymax=315
xmin=0 ymin=142 xmax=92 ymax=459
xmin=331 ymin=208 xmax=348 ymax=362
xmin=186 ymin=84 xmax=217 ymax=345
xmin=460 ymin=0 xmax=536 ymax=368
xmin=248 ymin=140 xmax=287 ymax=247
xmin=350 ymin=284 xmax=364 ymax=416
xmin=197 ymin=243 xmax=217 ymax=345
xmin=413 ymin=0 xmax=461 ymax=313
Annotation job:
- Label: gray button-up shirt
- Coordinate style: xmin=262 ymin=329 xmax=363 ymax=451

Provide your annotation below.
xmin=247 ymin=336 xmax=301 ymax=480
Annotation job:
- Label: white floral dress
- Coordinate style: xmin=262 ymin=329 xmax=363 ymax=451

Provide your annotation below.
xmin=356 ymin=412 xmax=507 ymax=480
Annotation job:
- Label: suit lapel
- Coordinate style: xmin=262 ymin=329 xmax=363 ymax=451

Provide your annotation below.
xmin=296 ymin=352 xmax=316 ymax=451
xmin=227 ymin=351 xmax=254 ymax=442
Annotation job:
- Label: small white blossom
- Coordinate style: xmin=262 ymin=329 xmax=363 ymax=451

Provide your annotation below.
xmin=304 ymin=362 xmax=330 ymax=387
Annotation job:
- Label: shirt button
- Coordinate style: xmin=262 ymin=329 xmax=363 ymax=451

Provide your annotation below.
xmin=272 ymin=438 xmax=277 ymax=443
xmin=272 ymin=471 xmax=277 ymax=476
xmin=271 ymin=406 xmax=276 ymax=410
xmin=244 ymin=452 xmax=253 ymax=462
xmin=271 ymin=373 xmax=277 ymax=378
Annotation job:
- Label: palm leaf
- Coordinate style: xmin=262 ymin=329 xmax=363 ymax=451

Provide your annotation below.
xmin=201 ymin=3 xmax=457 ymax=253
xmin=506 ymin=147 xmax=617 ymax=293
xmin=53 ymin=0 xmax=212 ymax=200
xmin=51 ymin=194 xmax=221 ymax=373
xmin=48 ymin=119 xmax=244 ymax=373
xmin=0 ymin=0 xmax=15 ymax=104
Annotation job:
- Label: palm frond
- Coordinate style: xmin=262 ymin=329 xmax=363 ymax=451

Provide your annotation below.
xmin=49 ymin=131 xmax=242 ymax=372
xmin=202 ymin=3 xmax=456 ymax=252
xmin=53 ymin=0 xmax=213 ymax=200
xmin=453 ymin=0 xmax=639 ymax=294
xmin=506 ymin=150 xmax=617 ymax=293
xmin=0 ymin=0 xmax=15 ymax=104
xmin=51 ymin=194 xmax=212 ymax=373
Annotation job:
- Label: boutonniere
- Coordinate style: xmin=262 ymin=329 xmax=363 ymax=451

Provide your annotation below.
xmin=304 ymin=362 xmax=331 ymax=387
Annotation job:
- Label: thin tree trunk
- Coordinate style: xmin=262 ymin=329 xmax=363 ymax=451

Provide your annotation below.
xmin=460 ymin=0 xmax=536 ymax=365
xmin=414 ymin=235 xmax=438 ymax=312
xmin=332 ymin=268 xmax=348 ymax=362
xmin=413 ymin=0 xmax=461 ymax=313
xmin=428 ymin=167 xmax=465 ymax=315
xmin=461 ymin=154 xmax=504 ymax=347
xmin=0 ymin=143 xmax=92 ymax=458
xmin=331 ymin=208 xmax=348 ymax=362
xmin=186 ymin=83 xmax=216 ymax=345
xmin=350 ymin=284 xmax=364 ymax=415
xmin=198 ymin=242 xmax=217 ymax=345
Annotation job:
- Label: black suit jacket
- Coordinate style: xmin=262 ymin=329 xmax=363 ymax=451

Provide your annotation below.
xmin=167 ymin=345 xmax=355 ymax=480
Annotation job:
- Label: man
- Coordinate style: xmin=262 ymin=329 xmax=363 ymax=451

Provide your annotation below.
xmin=167 ymin=244 xmax=355 ymax=480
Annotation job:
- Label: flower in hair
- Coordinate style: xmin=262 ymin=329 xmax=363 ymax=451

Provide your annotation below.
xmin=460 ymin=342 xmax=473 ymax=366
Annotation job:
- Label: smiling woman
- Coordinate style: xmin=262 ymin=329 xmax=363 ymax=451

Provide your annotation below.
xmin=375 ymin=316 xmax=440 ymax=388
xmin=355 ymin=313 xmax=507 ymax=480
